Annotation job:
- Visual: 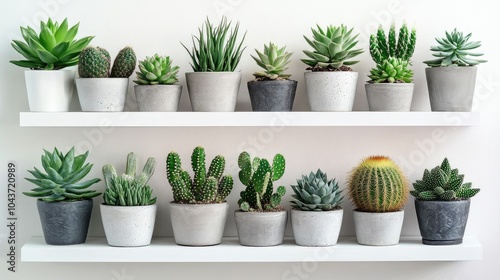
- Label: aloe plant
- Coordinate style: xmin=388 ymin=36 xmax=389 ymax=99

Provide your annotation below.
xmin=10 ymin=18 xmax=93 ymax=70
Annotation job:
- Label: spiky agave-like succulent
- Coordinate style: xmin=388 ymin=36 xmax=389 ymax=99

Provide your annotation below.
xmin=368 ymin=57 xmax=413 ymax=83
xmin=411 ymin=158 xmax=480 ymax=201
xmin=134 ymin=54 xmax=180 ymax=85
xmin=251 ymin=42 xmax=292 ymax=80
xmin=24 ymin=147 xmax=101 ymax=202
xmin=291 ymin=169 xmax=344 ymax=211
xmin=424 ymin=29 xmax=487 ymax=67
xmin=302 ymin=24 xmax=363 ymax=70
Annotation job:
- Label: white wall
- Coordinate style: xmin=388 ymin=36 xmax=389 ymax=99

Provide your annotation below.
xmin=1 ymin=0 xmax=499 ymax=279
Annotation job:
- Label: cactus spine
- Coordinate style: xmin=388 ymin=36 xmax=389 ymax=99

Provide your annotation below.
xmin=348 ymin=156 xmax=408 ymax=212
xmin=166 ymin=146 xmax=233 ymax=204
xmin=237 ymin=151 xmax=286 ymax=212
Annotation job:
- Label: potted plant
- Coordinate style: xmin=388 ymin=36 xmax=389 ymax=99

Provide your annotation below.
xmin=101 ymin=152 xmax=157 ymax=247
xmin=424 ymin=29 xmax=487 ymax=111
xmin=302 ymin=24 xmax=363 ymax=111
xmin=23 ymin=147 xmax=101 ymax=245
xmin=235 ymin=151 xmax=287 ymax=247
xmin=411 ymin=158 xmax=480 ymax=245
xmin=181 ymin=16 xmax=246 ymax=112
xmin=348 ymin=156 xmax=409 ymax=246
xmin=10 ymin=18 xmax=93 ymax=111
xmin=76 ymin=46 xmax=136 ymax=111
xmin=247 ymin=42 xmax=297 ymax=111
xmin=133 ymin=54 xmax=182 ymax=111
xmin=290 ymin=169 xmax=344 ymax=247
xmin=166 ymin=146 xmax=234 ymax=246
xmin=366 ymin=22 xmax=416 ymax=111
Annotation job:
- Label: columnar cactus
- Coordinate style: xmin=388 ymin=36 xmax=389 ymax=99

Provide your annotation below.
xmin=78 ymin=46 xmax=136 ymax=78
xmin=348 ymin=156 xmax=408 ymax=212
xmin=166 ymin=146 xmax=234 ymax=204
xmin=237 ymin=151 xmax=286 ymax=212
xmin=110 ymin=46 xmax=137 ymax=78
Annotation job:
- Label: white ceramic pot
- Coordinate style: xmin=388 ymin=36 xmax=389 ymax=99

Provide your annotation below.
xmin=134 ymin=84 xmax=182 ymax=112
xmin=76 ymin=78 xmax=129 ymax=111
xmin=365 ymin=83 xmax=414 ymax=111
xmin=234 ymin=210 xmax=287 ymax=247
xmin=291 ymin=208 xmax=343 ymax=247
xmin=25 ymin=69 xmax=75 ymax=112
xmin=304 ymin=71 xmax=358 ymax=111
xmin=100 ymin=204 xmax=157 ymax=247
xmin=169 ymin=202 xmax=228 ymax=246
xmin=353 ymin=210 xmax=404 ymax=246
xmin=185 ymin=72 xmax=241 ymax=112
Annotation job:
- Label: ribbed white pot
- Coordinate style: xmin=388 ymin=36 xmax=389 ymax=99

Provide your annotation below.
xmin=234 ymin=210 xmax=287 ymax=247
xmin=76 ymin=78 xmax=128 ymax=111
xmin=304 ymin=71 xmax=358 ymax=111
xmin=100 ymin=204 xmax=157 ymax=247
xmin=25 ymin=69 xmax=75 ymax=112
xmin=134 ymin=84 xmax=182 ymax=112
xmin=353 ymin=210 xmax=404 ymax=246
xmin=185 ymin=72 xmax=241 ymax=112
xmin=291 ymin=209 xmax=343 ymax=247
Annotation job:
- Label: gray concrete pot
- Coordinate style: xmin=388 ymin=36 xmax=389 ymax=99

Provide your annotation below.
xmin=304 ymin=71 xmax=358 ymax=111
xmin=365 ymin=83 xmax=414 ymax=111
xmin=415 ymin=199 xmax=470 ymax=245
xmin=426 ymin=67 xmax=477 ymax=112
xmin=234 ymin=210 xmax=287 ymax=247
xmin=37 ymin=199 xmax=93 ymax=245
xmin=100 ymin=204 xmax=157 ymax=247
xmin=291 ymin=208 xmax=343 ymax=247
xmin=169 ymin=202 xmax=228 ymax=246
xmin=76 ymin=78 xmax=128 ymax=111
xmin=247 ymin=80 xmax=297 ymax=111
xmin=25 ymin=69 xmax=75 ymax=112
xmin=353 ymin=210 xmax=404 ymax=246
xmin=134 ymin=84 xmax=182 ymax=112
xmin=186 ymin=72 xmax=241 ymax=112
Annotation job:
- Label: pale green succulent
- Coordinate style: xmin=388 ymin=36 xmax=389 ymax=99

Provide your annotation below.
xmin=291 ymin=169 xmax=344 ymax=211
xmin=134 ymin=54 xmax=180 ymax=85
xmin=369 ymin=57 xmax=413 ymax=83
xmin=251 ymin=42 xmax=292 ymax=80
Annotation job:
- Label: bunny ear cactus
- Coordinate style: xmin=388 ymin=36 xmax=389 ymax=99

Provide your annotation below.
xmin=348 ymin=156 xmax=409 ymax=212
xmin=166 ymin=146 xmax=234 ymax=204
xmin=237 ymin=151 xmax=286 ymax=212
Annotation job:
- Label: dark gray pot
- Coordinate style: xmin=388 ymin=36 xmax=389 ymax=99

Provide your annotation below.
xmin=415 ymin=199 xmax=470 ymax=245
xmin=37 ymin=199 xmax=93 ymax=245
xmin=425 ymin=67 xmax=477 ymax=112
xmin=247 ymin=80 xmax=297 ymax=111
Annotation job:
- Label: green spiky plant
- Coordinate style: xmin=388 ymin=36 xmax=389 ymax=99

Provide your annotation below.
xmin=102 ymin=152 xmax=157 ymax=206
xmin=251 ymin=42 xmax=292 ymax=80
xmin=237 ymin=151 xmax=286 ymax=212
xmin=302 ymin=24 xmax=363 ymax=71
xmin=424 ymin=29 xmax=487 ymax=67
xmin=411 ymin=158 xmax=480 ymax=201
xmin=181 ymin=16 xmax=246 ymax=72
xmin=24 ymin=147 xmax=101 ymax=202
xmin=348 ymin=156 xmax=409 ymax=212
xmin=166 ymin=146 xmax=234 ymax=204
xmin=78 ymin=46 xmax=136 ymax=78
xmin=368 ymin=22 xmax=416 ymax=83
xmin=10 ymin=18 xmax=93 ymax=70
xmin=134 ymin=54 xmax=180 ymax=85
xmin=291 ymin=169 xmax=344 ymax=211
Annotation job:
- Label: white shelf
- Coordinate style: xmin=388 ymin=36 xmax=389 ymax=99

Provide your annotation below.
xmin=19 ymin=112 xmax=480 ymax=127
xmin=21 ymin=236 xmax=482 ymax=263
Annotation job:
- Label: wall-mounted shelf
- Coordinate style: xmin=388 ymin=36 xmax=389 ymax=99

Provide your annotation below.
xmin=21 ymin=235 xmax=482 ymax=263
xmin=19 ymin=112 xmax=480 ymax=127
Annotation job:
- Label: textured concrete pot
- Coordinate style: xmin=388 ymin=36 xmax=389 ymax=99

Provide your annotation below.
xmin=304 ymin=71 xmax=358 ymax=111
xmin=100 ymin=204 xmax=157 ymax=247
xmin=291 ymin=208 xmax=343 ymax=247
xmin=415 ymin=199 xmax=471 ymax=245
xmin=234 ymin=210 xmax=287 ymax=247
xmin=76 ymin=78 xmax=128 ymax=111
xmin=365 ymin=83 xmax=414 ymax=111
xmin=186 ymin=72 xmax=241 ymax=111
xmin=134 ymin=84 xmax=182 ymax=112
xmin=25 ymin=69 xmax=75 ymax=112
xmin=426 ymin=67 xmax=477 ymax=111
xmin=247 ymin=80 xmax=297 ymax=111
xmin=353 ymin=210 xmax=404 ymax=246
xmin=169 ymin=202 xmax=228 ymax=246
xmin=37 ymin=199 xmax=93 ymax=245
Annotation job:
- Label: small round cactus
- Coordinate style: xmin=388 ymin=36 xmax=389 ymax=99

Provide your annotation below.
xmin=78 ymin=46 xmax=111 ymax=78
xmin=110 ymin=46 xmax=137 ymax=78
xmin=348 ymin=156 xmax=408 ymax=212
